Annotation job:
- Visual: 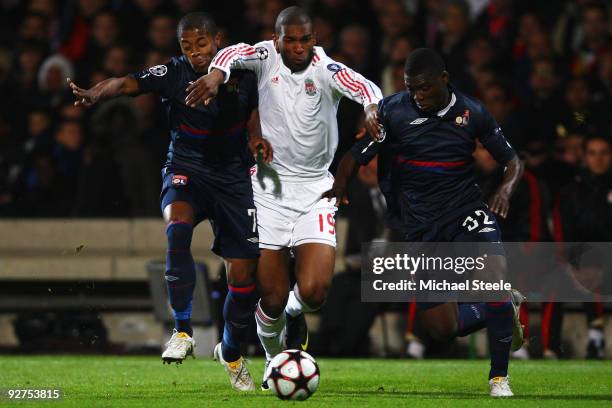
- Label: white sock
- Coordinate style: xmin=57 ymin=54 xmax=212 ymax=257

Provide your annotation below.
xmin=255 ymin=301 xmax=286 ymax=361
xmin=285 ymin=286 xmax=317 ymax=317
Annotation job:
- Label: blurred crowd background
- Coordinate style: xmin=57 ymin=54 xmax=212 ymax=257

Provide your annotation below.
xmin=0 ymin=0 xmax=610 ymax=358
xmin=0 ymin=0 xmax=610 ymax=218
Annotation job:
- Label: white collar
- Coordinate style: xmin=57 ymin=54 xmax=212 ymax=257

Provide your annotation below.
xmin=437 ymin=92 xmax=456 ymax=117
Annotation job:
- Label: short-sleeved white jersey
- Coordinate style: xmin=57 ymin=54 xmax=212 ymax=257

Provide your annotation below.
xmin=209 ymin=41 xmax=382 ymax=182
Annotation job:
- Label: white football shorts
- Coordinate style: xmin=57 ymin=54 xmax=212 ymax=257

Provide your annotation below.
xmin=251 ymin=169 xmax=337 ymax=250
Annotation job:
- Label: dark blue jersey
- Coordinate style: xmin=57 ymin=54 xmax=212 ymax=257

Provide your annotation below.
xmin=129 ymin=56 xmax=258 ymax=183
xmin=351 ymin=86 xmax=516 ymax=232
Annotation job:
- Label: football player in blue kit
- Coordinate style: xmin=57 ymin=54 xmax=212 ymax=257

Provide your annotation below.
xmin=327 ymin=48 xmax=526 ymax=397
xmin=68 ymin=12 xmax=272 ymax=391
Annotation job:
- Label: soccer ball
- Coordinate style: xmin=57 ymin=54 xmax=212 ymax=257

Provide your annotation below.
xmin=265 ymin=349 xmax=320 ymax=401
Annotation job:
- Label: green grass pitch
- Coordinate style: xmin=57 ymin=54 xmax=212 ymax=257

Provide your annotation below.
xmin=0 ymin=356 xmax=610 ymax=407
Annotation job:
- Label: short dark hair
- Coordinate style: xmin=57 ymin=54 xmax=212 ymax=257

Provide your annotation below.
xmin=404 ymin=48 xmax=446 ymax=77
xmin=275 ymin=6 xmax=311 ymax=34
xmin=177 ymin=12 xmax=217 ymax=38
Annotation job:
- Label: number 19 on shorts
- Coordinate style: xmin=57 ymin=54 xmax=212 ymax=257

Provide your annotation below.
xmin=318 ymin=213 xmax=335 ymax=235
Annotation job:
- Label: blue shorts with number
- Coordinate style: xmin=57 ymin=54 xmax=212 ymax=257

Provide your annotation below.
xmin=405 ymin=202 xmax=505 ymax=311
xmin=160 ymin=168 xmax=259 ymax=259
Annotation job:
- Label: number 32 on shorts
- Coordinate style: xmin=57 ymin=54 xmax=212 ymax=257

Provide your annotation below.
xmin=318 ymin=213 xmax=335 ymax=235
xmin=461 ymin=209 xmax=494 ymax=232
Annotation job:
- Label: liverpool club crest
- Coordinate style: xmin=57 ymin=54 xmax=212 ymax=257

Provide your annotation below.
xmin=304 ymin=78 xmax=317 ymax=96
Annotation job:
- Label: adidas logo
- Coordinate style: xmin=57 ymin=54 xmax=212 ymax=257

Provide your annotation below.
xmin=410 ymin=118 xmax=428 ymax=125
xmin=478 ymin=227 xmax=496 ymax=233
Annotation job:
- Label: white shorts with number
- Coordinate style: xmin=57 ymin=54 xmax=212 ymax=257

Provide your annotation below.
xmin=252 ymin=171 xmax=337 ymax=250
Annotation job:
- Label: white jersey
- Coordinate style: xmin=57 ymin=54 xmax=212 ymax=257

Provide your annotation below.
xmin=209 ymin=41 xmax=382 ymax=182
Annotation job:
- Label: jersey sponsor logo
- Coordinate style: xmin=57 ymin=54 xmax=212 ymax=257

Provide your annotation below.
xmin=171 ymin=174 xmax=188 ymax=186
xmin=455 ymin=109 xmax=470 ymax=126
xmin=410 ymin=118 xmax=428 ymax=125
xmin=256 ymin=47 xmax=269 ymax=60
xmin=304 ymin=78 xmax=317 ymax=96
xmin=148 ymin=64 xmax=168 ymax=77
xmin=327 ymin=63 xmax=341 ymax=72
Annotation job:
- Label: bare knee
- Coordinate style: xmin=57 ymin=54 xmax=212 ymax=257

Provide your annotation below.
xmin=297 ymin=281 xmax=329 ymax=310
xmin=225 ymin=259 xmax=256 ymax=286
xmin=259 ymin=288 xmax=289 ymax=317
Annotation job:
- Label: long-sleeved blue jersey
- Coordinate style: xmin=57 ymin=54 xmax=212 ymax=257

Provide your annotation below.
xmin=130 ymin=56 xmax=258 ymax=184
xmin=351 ymin=86 xmax=516 ymax=233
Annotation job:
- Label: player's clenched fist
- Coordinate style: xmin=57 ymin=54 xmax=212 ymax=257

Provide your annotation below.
xmin=185 ymin=69 xmax=225 ymax=107
xmin=249 ymin=137 xmax=273 ymax=163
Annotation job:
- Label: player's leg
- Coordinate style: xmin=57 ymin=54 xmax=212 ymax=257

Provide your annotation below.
xmin=256 ymin=248 xmax=292 ymax=390
xmin=285 ymin=178 xmax=338 ymax=349
xmin=451 ymin=206 xmax=523 ymax=396
xmin=206 ymin=178 xmax=261 ymax=391
xmin=161 ymin=200 xmax=197 ymax=363
xmin=287 ymin=243 xmax=336 ymax=350
xmin=255 ymin=248 xmax=291 ymax=362
xmin=213 ymin=257 xmax=258 ymax=391
xmin=417 ymin=302 xmax=459 ymax=341
xmin=249 ymin=176 xmax=295 ymax=389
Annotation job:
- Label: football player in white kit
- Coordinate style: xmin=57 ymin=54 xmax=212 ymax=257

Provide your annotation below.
xmin=185 ymin=6 xmax=383 ymax=390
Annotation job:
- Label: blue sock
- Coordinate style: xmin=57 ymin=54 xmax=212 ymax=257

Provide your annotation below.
xmin=165 ymin=221 xmax=196 ymax=337
xmin=486 ymin=300 xmax=513 ymax=379
xmin=456 ymin=303 xmax=487 ymax=337
xmin=221 ymin=282 xmax=258 ymax=363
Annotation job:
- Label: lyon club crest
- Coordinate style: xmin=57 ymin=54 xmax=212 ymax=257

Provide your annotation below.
xmin=455 ymin=109 xmax=470 ymax=126
xmin=304 ymin=78 xmax=317 ymax=96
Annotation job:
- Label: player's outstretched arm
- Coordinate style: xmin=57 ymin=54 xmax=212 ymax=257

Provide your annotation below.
xmin=322 ymin=151 xmax=360 ymax=207
xmin=186 ymin=42 xmax=272 ymax=107
xmin=489 ymin=155 xmax=524 ymax=219
xmin=67 ymin=77 xmax=139 ymax=107
xmin=326 ymin=62 xmax=384 ymax=140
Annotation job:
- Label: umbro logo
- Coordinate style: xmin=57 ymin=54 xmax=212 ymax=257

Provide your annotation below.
xmin=247 ymin=237 xmax=259 ymax=243
xmin=478 ymin=227 xmax=496 ymax=233
xmin=165 ymin=275 xmax=179 ymax=282
xmin=410 ymin=118 xmax=428 ymax=125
